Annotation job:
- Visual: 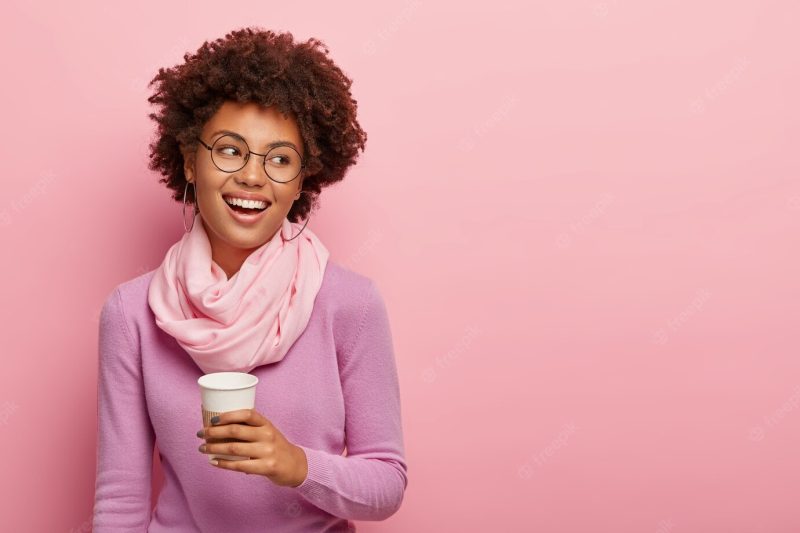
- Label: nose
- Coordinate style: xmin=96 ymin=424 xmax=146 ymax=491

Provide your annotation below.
xmin=235 ymin=152 xmax=268 ymax=188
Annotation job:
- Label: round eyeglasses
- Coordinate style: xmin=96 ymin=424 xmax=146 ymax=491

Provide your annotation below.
xmin=196 ymin=133 xmax=305 ymax=184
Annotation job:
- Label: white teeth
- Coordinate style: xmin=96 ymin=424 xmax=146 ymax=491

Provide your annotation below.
xmin=224 ymin=196 xmax=268 ymax=210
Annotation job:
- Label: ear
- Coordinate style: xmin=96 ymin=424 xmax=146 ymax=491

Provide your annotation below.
xmin=180 ymin=144 xmax=196 ymax=183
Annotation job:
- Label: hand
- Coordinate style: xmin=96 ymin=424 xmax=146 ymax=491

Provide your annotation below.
xmin=196 ymin=408 xmax=309 ymax=488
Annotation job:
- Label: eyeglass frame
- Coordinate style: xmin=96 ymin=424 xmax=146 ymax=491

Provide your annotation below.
xmin=195 ymin=133 xmax=306 ymax=184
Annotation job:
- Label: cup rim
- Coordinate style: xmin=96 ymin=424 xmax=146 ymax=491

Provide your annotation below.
xmin=197 ymin=371 xmax=259 ymax=391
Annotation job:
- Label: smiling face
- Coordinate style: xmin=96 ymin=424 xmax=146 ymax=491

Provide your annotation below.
xmin=181 ymin=100 xmax=306 ymax=279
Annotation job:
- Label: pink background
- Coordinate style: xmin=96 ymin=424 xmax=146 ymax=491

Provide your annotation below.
xmin=1 ymin=1 xmax=799 ymax=531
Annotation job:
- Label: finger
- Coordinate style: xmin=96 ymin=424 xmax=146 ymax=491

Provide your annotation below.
xmin=202 ymin=440 xmax=262 ymax=459
xmin=211 ymin=408 xmax=271 ymax=428
xmin=201 ymin=422 xmax=260 ymax=442
xmin=210 ymin=457 xmax=262 ymax=475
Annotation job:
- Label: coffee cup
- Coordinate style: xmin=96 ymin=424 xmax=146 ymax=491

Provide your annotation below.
xmin=197 ymin=372 xmax=259 ymax=463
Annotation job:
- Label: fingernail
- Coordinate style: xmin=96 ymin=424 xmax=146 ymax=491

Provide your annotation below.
xmin=211 ymin=416 xmax=220 ymax=424
xmin=198 ymin=444 xmax=206 ymax=452
xmin=210 ymin=459 xmax=219 ymax=466
xmin=196 ymin=429 xmax=204 ymax=437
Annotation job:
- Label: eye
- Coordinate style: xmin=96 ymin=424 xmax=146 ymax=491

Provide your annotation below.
xmin=269 ymin=155 xmax=291 ymax=166
xmin=216 ymin=145 xmax=242 ymax=157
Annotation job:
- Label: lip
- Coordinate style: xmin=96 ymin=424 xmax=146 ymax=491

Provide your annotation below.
xmin=222 ymin=191 xmax=272 ymax=204
xmin=222 ymin=195 xmax=270 ymax=225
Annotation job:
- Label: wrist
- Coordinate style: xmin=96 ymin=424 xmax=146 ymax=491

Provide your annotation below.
xmin=290 ymin=444 xmax=309 ymax=488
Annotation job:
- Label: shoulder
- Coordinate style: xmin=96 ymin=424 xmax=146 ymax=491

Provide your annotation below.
xmin=320 ymin=259 xmax=390 ymax=356
xmin=99 ymin=269 xmax=158 ymax=339
xmin=99 ymin=260 xmax=390 ymax=344
xmin=320 ymin=259 xmax=376 ymax=298
xmin=103 ymin=268 xmax=157 ymax=310
xmin=103 ymin=260 xmax=375 ymax=318
xmin=319 ymin=259 xmax=386 ymax=316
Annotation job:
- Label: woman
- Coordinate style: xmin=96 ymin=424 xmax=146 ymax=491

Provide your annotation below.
xmin=92 ymin=27 xmax=408 ymax=532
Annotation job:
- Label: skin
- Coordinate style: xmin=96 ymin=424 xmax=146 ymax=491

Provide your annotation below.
xmin=182 ymin=101 xmax=309 ymax=486
xmin=196 ymin=409 xmax=309 ymax=487
xmin=181 ymin=100 xmax=307 ymax=281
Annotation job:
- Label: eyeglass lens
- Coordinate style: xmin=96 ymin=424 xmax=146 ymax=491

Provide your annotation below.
xmin=210 ymin=134 xmax=302 ymax=183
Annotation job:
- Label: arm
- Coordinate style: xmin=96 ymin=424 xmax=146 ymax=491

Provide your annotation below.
xmin=293 ymin=280 xmax=409 ymax=521
xmin=92 ymin=287 xmax=155 ymax=531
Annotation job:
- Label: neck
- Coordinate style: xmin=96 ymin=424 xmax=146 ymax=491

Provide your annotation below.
xmin=202 ymin=218 xmax=283 ymax=280
xmin=203 ymin=219 xmax=253 ymax=280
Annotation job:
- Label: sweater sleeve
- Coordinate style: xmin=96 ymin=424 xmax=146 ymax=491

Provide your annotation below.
xmin=92 ymin=287 xmax=155 ymax=531
xmin=293 ymin=280 xmax=409 ymax=521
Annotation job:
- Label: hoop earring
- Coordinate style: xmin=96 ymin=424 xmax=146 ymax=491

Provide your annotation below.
xmin=183 ymin=181 xmax=196 ymax=233
xmin=284 ymin=190 xmax=310 ymax=242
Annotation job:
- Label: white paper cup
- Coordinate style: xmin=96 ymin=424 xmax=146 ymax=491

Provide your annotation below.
xmin=197 ymin=372 xmax=259 ymax=463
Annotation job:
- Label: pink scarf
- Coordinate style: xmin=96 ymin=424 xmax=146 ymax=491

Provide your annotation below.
xmin=147 ymin=217 xmax=329 ymax=374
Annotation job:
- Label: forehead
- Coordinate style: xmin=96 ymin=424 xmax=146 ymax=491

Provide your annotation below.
xmin=203 ymin=101 xmax=302 ymax=146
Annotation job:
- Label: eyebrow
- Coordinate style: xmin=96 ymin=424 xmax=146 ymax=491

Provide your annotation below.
xmin=209 ymin=129 xmax=302 ymax=152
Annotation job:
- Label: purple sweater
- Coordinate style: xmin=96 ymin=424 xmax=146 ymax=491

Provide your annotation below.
xmin=92 ymin=261 xmax=408 ymax=532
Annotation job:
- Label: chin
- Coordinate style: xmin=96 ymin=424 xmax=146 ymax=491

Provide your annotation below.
xmin=203 ymin=214 xmax=279 ymax=250
xmin=223 ymin=230 xmax=272 ymax=249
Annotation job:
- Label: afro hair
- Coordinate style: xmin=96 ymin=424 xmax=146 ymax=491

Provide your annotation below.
xmin=146 ymin=26 xmax=367 ymax=222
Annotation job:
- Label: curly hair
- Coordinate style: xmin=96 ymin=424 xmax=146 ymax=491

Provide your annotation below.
xmin=146 ymin=27 xmax=367 ymax=222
